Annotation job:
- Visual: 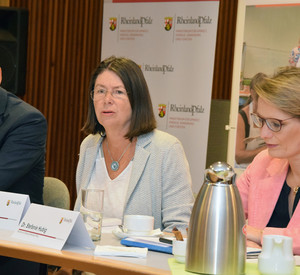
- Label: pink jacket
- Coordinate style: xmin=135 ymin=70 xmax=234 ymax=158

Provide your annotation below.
xmin=237 ymin=149 xmax=300 ymax=255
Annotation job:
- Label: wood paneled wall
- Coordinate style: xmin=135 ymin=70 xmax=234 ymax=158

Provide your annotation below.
xmin=9 ymin=0 xmax=103 ymax=207
xmin=0 ymin=0 xmax=9 ymax=6
xmin=212 ymin=0 xmax=238 ymax=100
xmin=8 ymin=0 xmax=237 ymax=208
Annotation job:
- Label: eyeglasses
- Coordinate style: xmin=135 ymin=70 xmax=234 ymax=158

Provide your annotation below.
xmin=90 ymin=88 xmax=128 ymax=101
xmin=250 ymin=113 xmax=294 ymax=132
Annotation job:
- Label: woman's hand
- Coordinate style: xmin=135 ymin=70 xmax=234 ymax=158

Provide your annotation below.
xmin=246 ymin=224 xmax=263 ymax=246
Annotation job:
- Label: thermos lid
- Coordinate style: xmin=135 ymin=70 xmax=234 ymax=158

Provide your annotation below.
xmin=205 ymin=161 xmax=235 ymax=184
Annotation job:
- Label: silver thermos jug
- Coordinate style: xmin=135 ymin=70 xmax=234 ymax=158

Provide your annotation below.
xmin=185 ymin=161 xmax=246 ymax=275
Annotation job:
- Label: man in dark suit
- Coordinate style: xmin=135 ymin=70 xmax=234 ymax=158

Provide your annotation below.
xmin=0 ymin=67 xmax=47 ymax=203
xmin=0 ymin=67 xmax=48 ymax=274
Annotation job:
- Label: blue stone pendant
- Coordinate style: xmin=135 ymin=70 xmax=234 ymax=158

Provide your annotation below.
xmin=111 ymin=161 xmax=119 ymax=171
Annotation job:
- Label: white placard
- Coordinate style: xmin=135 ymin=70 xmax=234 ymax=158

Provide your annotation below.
xmin=12 ymin=204 xmax=95 ymax=250
xmin=0 ymin=191 xmax=30 ymax=230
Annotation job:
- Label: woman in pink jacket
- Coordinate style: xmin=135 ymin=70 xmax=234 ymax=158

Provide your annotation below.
xmin=237 ymin=66 xmax=300 ymax=255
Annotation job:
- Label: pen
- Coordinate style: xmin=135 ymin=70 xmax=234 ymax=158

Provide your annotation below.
xmin=159 ymin=237 xmax=173 ymax=245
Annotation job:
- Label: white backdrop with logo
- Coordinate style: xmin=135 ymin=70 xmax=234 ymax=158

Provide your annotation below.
xmin=101 ymin=0 xmax=219 ymax=193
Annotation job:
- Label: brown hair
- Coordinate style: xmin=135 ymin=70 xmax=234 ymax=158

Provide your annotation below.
xmin=82 ymin=56 xmax=156 ymax=139
xmin=250 ymin=72 xmax=267 ymax=91
xmin=243 ymin=72 xmax=267 ymax=107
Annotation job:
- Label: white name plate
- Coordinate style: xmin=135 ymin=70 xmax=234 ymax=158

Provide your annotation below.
xmin=0 ymin=191 xmax=30 ymax=230
xmin=12 ymin=203 xmax=95 ymax=250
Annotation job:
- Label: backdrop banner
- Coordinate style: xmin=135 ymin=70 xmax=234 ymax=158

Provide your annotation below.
xmin=102 ymin=0 xmax=219 ymax=193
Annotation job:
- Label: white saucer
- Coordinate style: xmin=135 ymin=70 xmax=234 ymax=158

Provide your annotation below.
xmin=112 ymin=227 xmax=163 ymax=239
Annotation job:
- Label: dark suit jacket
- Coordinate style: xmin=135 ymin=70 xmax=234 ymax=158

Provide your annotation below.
xmin=0 ymin=87 xmax=47 ymax=204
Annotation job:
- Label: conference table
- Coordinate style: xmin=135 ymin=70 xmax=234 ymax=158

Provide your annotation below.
xmin=0 ymin=229 xmax=299 ymax=275
xmin=0 ymin=229 xmax=171 ymax=274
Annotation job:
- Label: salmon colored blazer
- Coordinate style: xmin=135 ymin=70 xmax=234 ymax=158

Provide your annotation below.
xmin=237 ymin=149 xmax=300 ymax=255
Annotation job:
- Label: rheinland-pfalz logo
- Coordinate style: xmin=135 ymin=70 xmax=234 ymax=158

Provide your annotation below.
xmin=164 ymin=17 xmax=172 ymax=31
xmin=109 ymin=17 xmax=117 ymax=31
xmin=158 ymin=104 xmax=166 ymax=118
xmin=120 ymin=16 xmax=153 ymax=27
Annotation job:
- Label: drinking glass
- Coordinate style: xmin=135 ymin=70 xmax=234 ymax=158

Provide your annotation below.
xmin=80 ymin=189 xmax=104 ymax=241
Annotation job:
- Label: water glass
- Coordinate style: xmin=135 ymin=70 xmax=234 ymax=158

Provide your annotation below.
xmin=80 ymin=189 xmax=104 ymax=241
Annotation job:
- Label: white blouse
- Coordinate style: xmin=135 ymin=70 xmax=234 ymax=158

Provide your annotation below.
xmin=88 ymin=145 xmax=132 ymax=219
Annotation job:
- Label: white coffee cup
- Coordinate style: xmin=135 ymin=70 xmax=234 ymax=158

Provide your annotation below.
xmin=123 ymin=215 xmax=154 ymax=236
xmin=258 ymin=235 xmax=295 ymax=275
xmin=172 ymin=238 xmax=187 ymax=263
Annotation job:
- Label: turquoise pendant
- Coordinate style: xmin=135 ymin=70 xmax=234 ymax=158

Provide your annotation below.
xmin=111 ymin=161 xmax=119 ymax=171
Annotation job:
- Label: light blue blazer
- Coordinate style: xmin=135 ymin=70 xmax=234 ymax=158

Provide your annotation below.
xmin=74 ymin=129 xmax=195 ymax=232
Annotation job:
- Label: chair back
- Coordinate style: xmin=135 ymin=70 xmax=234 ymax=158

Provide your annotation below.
xmin=43 ymin=177 xmax=70 ymax=210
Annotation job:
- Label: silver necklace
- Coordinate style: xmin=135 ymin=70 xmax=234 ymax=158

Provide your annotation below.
xmin=106 ymin=140 xmax=131 ymax=171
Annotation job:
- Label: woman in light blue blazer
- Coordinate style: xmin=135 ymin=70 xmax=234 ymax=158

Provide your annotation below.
xmin=74 ymin=56 xmax=194 ymax=232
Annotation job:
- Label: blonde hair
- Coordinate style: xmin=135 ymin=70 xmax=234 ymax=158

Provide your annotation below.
xmin=254 ymin=66 xmax=300 ymax=118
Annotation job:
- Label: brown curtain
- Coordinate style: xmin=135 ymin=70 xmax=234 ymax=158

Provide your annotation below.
xmin=8 ymin=0 xmax=238 ymax=208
